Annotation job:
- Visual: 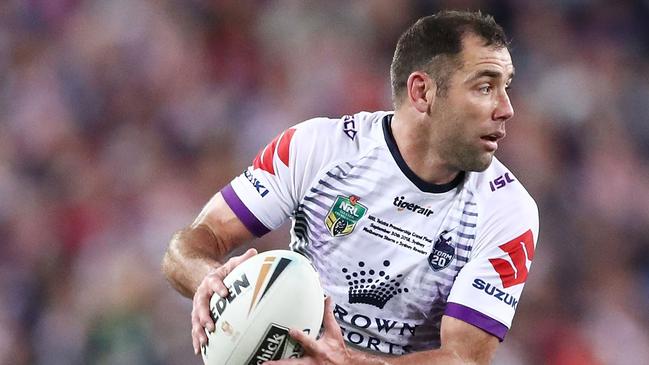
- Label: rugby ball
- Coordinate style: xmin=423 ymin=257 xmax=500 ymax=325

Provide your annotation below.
xmin=202 ymin=250 xmax=325 ymax=365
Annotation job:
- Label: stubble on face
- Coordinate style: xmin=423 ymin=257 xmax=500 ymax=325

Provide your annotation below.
xmin=429 ymin=35 xmax=513 ymax=173
xmin=432 ymin=99 xmax=494 ymax=173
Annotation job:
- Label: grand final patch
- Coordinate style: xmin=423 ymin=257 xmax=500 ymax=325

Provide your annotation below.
xmin=325 ymin=195 xmax=367 ymax=237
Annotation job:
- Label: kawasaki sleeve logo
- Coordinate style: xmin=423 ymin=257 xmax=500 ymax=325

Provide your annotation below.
xmin=325 ymin=195 xmax=367 ymax=237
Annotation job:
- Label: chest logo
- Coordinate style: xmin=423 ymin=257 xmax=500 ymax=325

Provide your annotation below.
xmin=325 ymin=195 xmax=367 ymax=237
xmin=342 ymin=260 xmax=409 ymax=309
xmin=428 ymin=230 xmax=455 ymax=271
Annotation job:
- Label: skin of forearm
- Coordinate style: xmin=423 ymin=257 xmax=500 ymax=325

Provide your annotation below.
xmin=162 ymin=224 xmax=230 ymax=298
xmin=350 ymin=347 xmax=478 ymax=365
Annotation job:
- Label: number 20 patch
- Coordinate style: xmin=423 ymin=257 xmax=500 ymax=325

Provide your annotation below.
xmin=428 ymin=230 xmax=455 ymax=271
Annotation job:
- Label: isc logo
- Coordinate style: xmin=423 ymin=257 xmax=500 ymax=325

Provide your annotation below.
xmin=342 ymin=115 xmax=357 ymax=140
xmin=489 ymin=172 xmax=515 ymax=192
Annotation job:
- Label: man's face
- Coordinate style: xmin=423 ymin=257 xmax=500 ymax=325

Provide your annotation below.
xmin=430 ymin=33 xmax=515 ymax=172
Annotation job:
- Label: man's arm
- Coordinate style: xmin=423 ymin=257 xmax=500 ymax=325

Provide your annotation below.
xmin=356 ymin=315 xmax=498 ymax=364
xmin=162 ymin=192 xmax=255 ymax=296
xmin=161 ymin=191 xmax=256 ymax=353
xmin=268 ymin=298 xmax=499 ymax=365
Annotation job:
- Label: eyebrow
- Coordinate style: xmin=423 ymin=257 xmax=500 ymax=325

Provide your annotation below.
xmin=467 ymin=68 xmax=515 ymax=83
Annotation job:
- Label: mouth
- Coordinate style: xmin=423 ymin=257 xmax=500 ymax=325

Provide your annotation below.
xmin=480 ymin=131 xmax=505 ymax=151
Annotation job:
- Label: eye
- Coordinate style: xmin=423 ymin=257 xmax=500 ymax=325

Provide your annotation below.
xmin=479 ymin=85 xmax=492 ymax=95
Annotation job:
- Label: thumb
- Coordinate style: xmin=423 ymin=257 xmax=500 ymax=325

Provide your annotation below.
xmin=321 ymin=296 xmax=341 ymax=337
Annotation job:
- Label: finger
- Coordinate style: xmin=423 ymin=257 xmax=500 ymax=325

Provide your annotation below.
xmin=204 ymin=272 xmax=229 ymax=298
xmin=321 ymin=296 xmax=339 ymax=335
xmin=289 ymin=328 xmax=318 ymax=355
xmin=195 ymin=285 xmax=217 ymax=330
xmin=240 ymin=247 xmax=258 ymax=260
xmin=222 ymin=248 xmax=258 ymax=276
xmin=265 ymin=359 xmax=305 ymax=365
xmin=190 ymin=250 xmax=258 ymax=355
xmin=191 ymin=305 xmax=211 ymax=353
xmin=191 ymin=317 xmax=208 ymax=355
xmin=192 ymin=326 xmax=198 ymax=354
xmin=191 ymin=303 xmax=202 ymax=354
xmin=205 ymin=249 xmax=258 ymax=297
xmin=192 ymin=288 xmax=216 ymax=353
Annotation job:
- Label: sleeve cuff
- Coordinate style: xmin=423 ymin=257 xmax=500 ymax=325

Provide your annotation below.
xmin=221 ymin=184 xmax=271 ymax=237
xmin=444 ymin=302 xmax=508 ymax=341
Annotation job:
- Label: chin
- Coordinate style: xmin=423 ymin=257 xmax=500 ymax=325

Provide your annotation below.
xmin=464 ymin=155 xmax=493 ymax=172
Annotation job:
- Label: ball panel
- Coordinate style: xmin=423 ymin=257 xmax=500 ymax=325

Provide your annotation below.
xmin=202 ymin=250 xmax=324 ymax=365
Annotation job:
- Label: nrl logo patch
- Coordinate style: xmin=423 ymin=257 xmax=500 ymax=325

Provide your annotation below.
xmin=428 ymin=230 xmax=455 ymax=271
xmin=325 ymin=195 xmax=367 ymax=237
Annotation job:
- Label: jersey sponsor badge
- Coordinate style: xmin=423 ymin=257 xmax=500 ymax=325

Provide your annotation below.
xmin=489 ymin=229 xmax=535 ymax=288
xmin=325 ymin=195 xmax=367 ymax=237
xmin=428 ymin=230 xmax=455 ymax=271
xmin=246 ymin=323 xmax=303 ymax=363
xmin=341 ymin=260 xmax=408 ymax=309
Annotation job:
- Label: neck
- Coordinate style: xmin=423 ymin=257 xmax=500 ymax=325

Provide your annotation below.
xmin=390 ymin=110 xmax=461 ymax=185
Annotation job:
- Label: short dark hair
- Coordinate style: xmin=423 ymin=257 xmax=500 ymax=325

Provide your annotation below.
xmin=390 ymin=10 xmax=510 ymax=106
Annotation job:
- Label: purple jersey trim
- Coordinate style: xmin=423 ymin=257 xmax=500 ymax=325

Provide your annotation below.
xmin=221 ymin=184 xmax=270 ymax=237
xmin=444 ymin=302 xmax=508 ymax=341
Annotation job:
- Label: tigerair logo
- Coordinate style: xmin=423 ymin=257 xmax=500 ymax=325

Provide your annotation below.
xmin=325 ymin=195 xmax=367 ymax=237
xmin=342 ymin=260 xmax=409 ymax=309
xmin=248 ymin=256 xmax=292 ymax=316
xmin=392 ymin=196 xmax=433 ymax=217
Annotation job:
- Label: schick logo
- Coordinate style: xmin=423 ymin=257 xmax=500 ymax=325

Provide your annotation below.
xmin=247 ymin=324 xmax=290 ymax=364
xmin=325 ymin=195 xmax=367 ymax=237
xmin=392 ymin=196 xmax=433 ymax=217
xmin=342 ymin=260 xmax=408 ymax=309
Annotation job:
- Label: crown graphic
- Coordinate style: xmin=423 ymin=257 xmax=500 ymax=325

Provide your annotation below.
xmin=342 ymin=260 xmax=409 ymax=309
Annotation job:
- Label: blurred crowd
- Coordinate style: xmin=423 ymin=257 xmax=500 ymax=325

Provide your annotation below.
xmin=2 ymin=0 xmax=649 ymax=364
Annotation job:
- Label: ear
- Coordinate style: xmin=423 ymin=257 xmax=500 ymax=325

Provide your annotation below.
xmin=406 ymin=72 xmax=436 ymax=113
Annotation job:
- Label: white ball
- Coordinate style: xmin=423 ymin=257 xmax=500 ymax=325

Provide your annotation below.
xmin=201 ymin=250 xmax=325 ymax=365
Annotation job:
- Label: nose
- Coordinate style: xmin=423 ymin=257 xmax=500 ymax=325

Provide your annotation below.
xmin=493 ymin=91 xmax=514 ymax=121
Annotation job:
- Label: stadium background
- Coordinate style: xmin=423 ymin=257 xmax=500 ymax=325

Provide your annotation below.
xmin=2 ymin=0 xmax=649 ymax=364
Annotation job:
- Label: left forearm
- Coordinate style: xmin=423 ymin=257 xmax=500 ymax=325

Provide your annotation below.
xmin=350 ymin=347 xmax=476 ymax=365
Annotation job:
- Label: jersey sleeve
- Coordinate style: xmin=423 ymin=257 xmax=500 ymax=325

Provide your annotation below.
xmin=221 ymin=117 xmax=347 ymax=236
xmin=445 ymin=186 xmax=539 ymax=341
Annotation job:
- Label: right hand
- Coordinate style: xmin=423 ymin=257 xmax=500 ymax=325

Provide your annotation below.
xmin=191 ymin=248 xmax=258 ymax=355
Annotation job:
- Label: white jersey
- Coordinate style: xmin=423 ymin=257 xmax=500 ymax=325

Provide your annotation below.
xmin=222 ymin=111 xmax=539 ymax=355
